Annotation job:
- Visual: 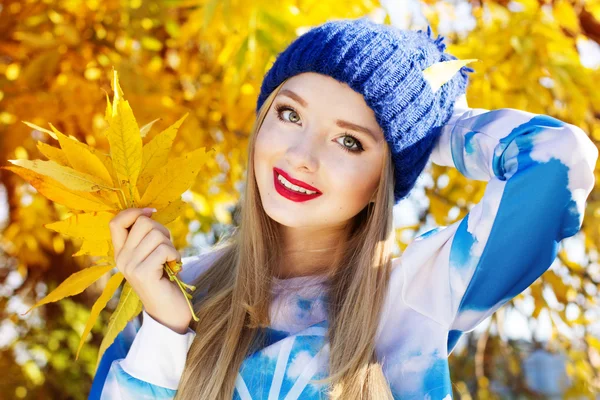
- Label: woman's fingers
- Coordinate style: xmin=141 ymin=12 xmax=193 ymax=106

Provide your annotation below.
xmin=123 ymin=215 xmax=171 ymax=254
xmin=126 ymin=230 xmax=173 ymax=274
xmin=109 ymin=208 xmax=155 ymax=259
xmin=107 ymin=208 xmax=191 ymax=332
xmin=133 ymin=243 xmax=181 ymax=282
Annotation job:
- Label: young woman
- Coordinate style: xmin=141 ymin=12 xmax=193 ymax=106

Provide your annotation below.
xmin=90 ymin=17 xmax=597 ymax=400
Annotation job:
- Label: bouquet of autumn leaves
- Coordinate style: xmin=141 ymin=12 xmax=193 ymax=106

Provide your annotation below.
xmin=2 ymin=69 xmax=212 ymax=369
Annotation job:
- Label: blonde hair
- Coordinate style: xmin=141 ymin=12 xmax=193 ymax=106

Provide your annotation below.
xmin=175 ymin=78 xmax=396 ymax=399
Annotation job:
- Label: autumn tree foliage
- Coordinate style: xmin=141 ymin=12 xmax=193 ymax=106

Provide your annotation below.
xmin=0 ymin=0 xmax=598 ymax=398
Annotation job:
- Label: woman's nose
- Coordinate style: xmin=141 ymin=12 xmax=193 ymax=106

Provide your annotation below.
xmin=284 ymin=131 xmax=320 ymax=172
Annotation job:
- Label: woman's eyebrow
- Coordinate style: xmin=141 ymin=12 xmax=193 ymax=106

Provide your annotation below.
xmin=279 ymin=89 xmax=307 ymax=108
xmin=335 ymin=120 xmax=379 ymax=143
xmin=277 ymin=89 xmax=380 ymax=142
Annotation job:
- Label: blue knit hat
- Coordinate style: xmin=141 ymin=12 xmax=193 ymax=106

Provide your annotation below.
xmin=256 ymin=17 xmax=475 ymax=204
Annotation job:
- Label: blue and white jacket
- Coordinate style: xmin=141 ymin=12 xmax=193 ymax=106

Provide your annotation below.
xmin=89 ymin=100 xmax=598 ymax=399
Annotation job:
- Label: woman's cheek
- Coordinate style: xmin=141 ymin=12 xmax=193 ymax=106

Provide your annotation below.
xmin=255 ymin=130 xmax=275 ymax=158
xmin=336 ymin=162 xmax=377 ymax=199
xmin=257 ymin=127 xmax=284 ymax=153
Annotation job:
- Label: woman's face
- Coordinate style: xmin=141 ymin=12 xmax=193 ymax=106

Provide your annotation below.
xmin=254 ymin=72 xmax=387 ymax=228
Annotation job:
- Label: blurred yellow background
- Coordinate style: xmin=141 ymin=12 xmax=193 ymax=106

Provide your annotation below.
xmin=1 ymin=0 xmax=599 ymax=398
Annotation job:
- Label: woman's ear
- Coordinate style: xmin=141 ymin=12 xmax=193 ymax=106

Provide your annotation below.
xmin=369 ymin=189 xmax=377 ymax=203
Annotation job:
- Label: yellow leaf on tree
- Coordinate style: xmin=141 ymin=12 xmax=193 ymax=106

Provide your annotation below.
xmin=553 ymin=0 xmax=580 ymax=34
xmin=76 ymin=272 xmax=124 ymax=360
xmin=543 ymin=269 xmax=569 ymax=303
xmin=44 ymin=211 xmax=114 ymax=241
xmin=586 ymin=334 xmax=600 ymax=352
xmin=140 ymin=147 xmax=211 ymax=208
xmin=96 ymin=281 xmax=143 ymax=372
xmin=530 ymin=283 xmax=545 ymax=319
xmin=22 ymin=264 xmax=114 ymax=315
xmin=558 ymin=249 xmax=584 ymax=272
xmin=425 ymin=188 xmax=453 ymax=225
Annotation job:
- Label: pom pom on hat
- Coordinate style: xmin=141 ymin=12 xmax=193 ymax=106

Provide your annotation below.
xmin=256 ymin=17 xmax=475 ymax=204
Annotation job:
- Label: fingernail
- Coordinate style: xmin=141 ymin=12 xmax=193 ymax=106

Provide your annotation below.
xmin=143 ymin=207 xmax=157 ymax=213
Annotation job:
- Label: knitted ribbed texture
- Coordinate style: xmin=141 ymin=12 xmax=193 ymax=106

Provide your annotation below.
xmin=256 ymin=17 xmax=475 ymax=204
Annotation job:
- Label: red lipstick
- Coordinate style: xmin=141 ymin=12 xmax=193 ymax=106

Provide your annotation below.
xmin=273 ymin=168 xmax=322 ymax=203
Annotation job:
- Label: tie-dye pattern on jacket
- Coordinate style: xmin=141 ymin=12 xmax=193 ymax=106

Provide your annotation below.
xmin=89 ymin=103 xmax=598 ymax=400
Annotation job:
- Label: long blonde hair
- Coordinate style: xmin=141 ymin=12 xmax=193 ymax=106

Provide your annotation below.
xmin=175 ymin=78 xmax=396 ymax=399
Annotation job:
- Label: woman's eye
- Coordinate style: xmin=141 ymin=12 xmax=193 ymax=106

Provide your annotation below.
xmin=275 ymin=104 xmax=300 ymax=123
xmin=336 ymin=134 xmax=364 ymax=153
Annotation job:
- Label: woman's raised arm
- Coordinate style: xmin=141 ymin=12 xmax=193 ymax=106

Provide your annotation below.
xmin=387 ymin=98 xmax=597 ymax=353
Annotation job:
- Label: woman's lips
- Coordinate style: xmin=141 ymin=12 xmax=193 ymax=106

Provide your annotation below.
xmin=273 ymin=169 xmax=323 ymax=203
xmin=273 ymin=167 xmax=321 ymax=192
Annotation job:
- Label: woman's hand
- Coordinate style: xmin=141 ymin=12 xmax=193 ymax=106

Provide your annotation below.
xmin=109 ymin=207 xmax=192 ymax=334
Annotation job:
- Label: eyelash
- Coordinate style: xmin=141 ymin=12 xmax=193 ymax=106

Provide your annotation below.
xmin=274 ymin=103 xmax=365 ymax=154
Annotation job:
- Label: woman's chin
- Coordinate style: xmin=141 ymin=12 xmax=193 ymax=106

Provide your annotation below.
xmin=263 ymin=204 xmax=310 ymax=227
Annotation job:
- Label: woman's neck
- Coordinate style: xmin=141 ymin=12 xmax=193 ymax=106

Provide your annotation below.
xmin=274 ymin=224 xmax=346 ymax=279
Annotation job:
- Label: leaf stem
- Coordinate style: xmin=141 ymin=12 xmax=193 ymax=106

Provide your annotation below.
xmin=115 ymin=188 xmax=128 ymax=209
xmin=164 ymin=262 xmax=199 ymax=322
xmin=127 ymin=183 xmax=135 ymax=206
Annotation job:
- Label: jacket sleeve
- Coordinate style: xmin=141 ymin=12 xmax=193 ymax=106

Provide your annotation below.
xmin=98 ymin=309 xmax=196 ymax=400
xmin=91 ymin=250 xmax=223 ymax=399
xmin=396 ymin=98 xmax=597 ymax=346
